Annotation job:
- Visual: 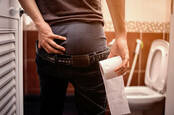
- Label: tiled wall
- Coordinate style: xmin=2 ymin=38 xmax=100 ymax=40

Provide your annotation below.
xmin=23 ymin=31 xmax=169 ymax=95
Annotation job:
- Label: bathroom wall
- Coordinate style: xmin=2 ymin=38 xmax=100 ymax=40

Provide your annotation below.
xmin=102 ymin=0 xmax=171 ymax=32
xmin=103 ymin=0 xmax=171 ymax=21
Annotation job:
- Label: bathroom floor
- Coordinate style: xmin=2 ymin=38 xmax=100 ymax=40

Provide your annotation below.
xmin=24 ymin=95 xmax=78 ymax=115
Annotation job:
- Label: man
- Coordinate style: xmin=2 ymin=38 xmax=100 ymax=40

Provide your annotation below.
xmin=19 ymin=0 xmax=129 ymax=115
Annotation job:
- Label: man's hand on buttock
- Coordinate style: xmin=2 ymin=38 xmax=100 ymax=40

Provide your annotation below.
xmin=36 ymin=22 xmax=66 ymax=54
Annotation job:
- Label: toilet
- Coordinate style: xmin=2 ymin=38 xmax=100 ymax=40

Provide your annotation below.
xmin=125 ymin=39 xmax=169 ymax=114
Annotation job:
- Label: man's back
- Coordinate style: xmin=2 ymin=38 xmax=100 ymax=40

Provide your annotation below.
xmin=35 ymin=0 xmax=104 ymax=25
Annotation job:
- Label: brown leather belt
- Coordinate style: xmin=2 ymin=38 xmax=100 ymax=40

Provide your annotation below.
xmin=36 ymin=42 xmax=110 ymax=67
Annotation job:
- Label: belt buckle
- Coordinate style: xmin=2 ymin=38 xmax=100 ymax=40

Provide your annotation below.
xmin=72 ymin=55 xmax=90 ymax=67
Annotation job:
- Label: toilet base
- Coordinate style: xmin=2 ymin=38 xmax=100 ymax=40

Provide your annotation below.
xmin=126 ymin=98 xmax=165 ymax=115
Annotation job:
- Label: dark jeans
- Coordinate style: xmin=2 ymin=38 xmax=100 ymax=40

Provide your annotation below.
xmin=35 ymin=21 xmax=108 ymax=115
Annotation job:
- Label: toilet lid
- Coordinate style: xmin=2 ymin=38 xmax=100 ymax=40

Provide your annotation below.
xmin=145 ymin=39 xmax=169 ymax=93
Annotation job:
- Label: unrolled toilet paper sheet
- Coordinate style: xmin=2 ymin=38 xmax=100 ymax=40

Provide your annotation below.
xmin=99 ymin=56 xmax=130 ymax=115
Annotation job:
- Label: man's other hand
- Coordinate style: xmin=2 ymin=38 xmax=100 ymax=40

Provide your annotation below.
xmin=108 ymin=35 xmax=129 ymax=76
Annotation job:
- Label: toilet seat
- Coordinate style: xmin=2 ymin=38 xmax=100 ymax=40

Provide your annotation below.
xmin=125 ymin=86 xmax=164 ymax=104
xmin=145 ymin=40 xmax=169 ymax=93
xmin=125 ymin=39 xmax=169 ymax=105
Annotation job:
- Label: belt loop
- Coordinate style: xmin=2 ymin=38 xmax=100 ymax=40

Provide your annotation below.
xmin=91 ymin=51 xmax=97 ymax=63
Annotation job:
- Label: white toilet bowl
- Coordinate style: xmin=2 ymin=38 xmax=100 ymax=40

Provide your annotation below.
xmin=125 ymin=86 xmax=165 ymax=105
xmin=125 ymin=39 xmax=169 ymax=105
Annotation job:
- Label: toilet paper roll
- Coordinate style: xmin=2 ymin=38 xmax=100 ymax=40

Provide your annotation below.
xmin=99 ymin=56 xmax=130 ymax=115
xmin=100 ymin=56 xmax=122 ymax=80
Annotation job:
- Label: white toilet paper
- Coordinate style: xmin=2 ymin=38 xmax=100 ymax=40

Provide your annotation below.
xmin=99 ymin=56 xmax=130 ymax=115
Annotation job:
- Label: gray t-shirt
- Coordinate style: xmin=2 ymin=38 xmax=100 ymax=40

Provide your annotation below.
xmin=36 ymin=0 xmax=104 ymax=26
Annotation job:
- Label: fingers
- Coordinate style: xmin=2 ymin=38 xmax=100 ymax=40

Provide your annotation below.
xmin=42 ymin=42 xmax=64 ymax=54
xmin=39 ymin=38 xmax=65 ymax=54
xmin=115 ymin=57 xmax=129 ymax=76
xmin=47 ymin=33 xmax=66 ymax=52
xmin=47 ymin=39 xmax=65 ymax=52
xmin=49 ymin=33 xmax=66 ymax=41
xmin=115 ymin=66 xmax=128 ymax=76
